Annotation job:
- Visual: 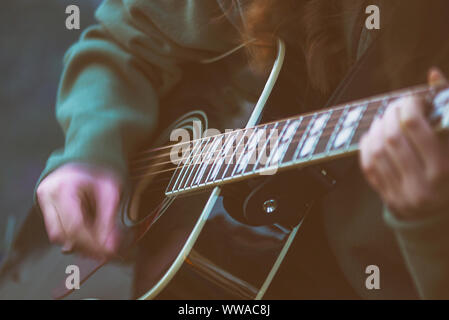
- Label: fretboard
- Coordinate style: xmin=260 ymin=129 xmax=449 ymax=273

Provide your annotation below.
xmin=165 ymin=84 xmax=449 ymax=196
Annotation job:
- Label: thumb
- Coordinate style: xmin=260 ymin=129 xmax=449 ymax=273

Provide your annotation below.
xmin=94 ymin=180 xmax=121 ymax=255
xmin=428 ymin=67 xmax=448 ymax=87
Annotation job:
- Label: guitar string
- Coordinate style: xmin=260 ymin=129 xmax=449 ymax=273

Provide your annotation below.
xmin=131 ymin=89 xmax=439 ymax=174
xmin=130 ymin=86 xmax=432 ymax=167
xmin=130 ymin=86 xmax=431 ymax=161
xmin=129 ymin=119 xmax=378 ymax=186
xmin=130 ymin=106 xmax=381 ymax=169
xmin=129 ymin=110 xmax=380 ymax=177
xmin=132 ymin=107 xmax=447 ymax=194
xmin=128 ymin=89 xmax=440 ymax=193
xmin=131 ymin=104 xmax=378 ymax=163
xmin=125 ymin=88 xmax=440 ymax=195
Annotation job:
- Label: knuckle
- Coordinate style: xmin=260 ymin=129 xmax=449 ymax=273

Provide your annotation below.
xmin=360 ymin=150 xmax=374 ymax=173
xmin=402 ymin=114 xmax=420 ymax=130
xmin=385 ymin=130 xmax=401 ymax=147
xmin=37 ymin=178 xmax=57 ymax=199
xmin=103 ymin=239 xmax=120 ymax=257
xmin=426 ymin=158 xmax=449 ymax=185
xmin=372 ymin=146 xmax=384 ymax=160
xmin=101 ymin=180 xmax=120 ymax=196
xmin=410 ymin=95 xmax=425 ymax=106
xmin=47 ymin=229 xmax=63 ymax=244
xmin=384 ymin=102 xmax=398 ymax=118
xmin=103 ymin=245 xmax=119 ymax=257
xmin=36 ymin=184 xmax=47 ymax=201
xmin=402 ymin=95 xmax=421 ymax=108
xmin=361 ymin=161 xmax=375 ymax=175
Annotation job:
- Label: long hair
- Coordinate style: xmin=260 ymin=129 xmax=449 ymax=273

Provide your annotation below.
xmin=229 ymin=0 xmax=362 ymax=95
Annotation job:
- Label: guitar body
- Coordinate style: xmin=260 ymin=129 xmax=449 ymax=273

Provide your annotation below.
xmin=134 ymin=190 xmax=298 ymax=299
xmin=1 ymin=0 xmax=449 ymax=300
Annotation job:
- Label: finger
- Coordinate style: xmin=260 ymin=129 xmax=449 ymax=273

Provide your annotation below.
xmin=360 ymin=134 xmax=385 ymax=191
xmin=94 ymin=180 xmax=121 ymax=255
xmin=398 ymin=95 xmax=441 ymax=167
xmin=382 ymin=102 xmax=424 ymax=178
xmin=56 ymin=187 xmax=99 ymax=254
xmin=37 ymin=194 xmax=66 ymax=244
xmin=367 ymin=117 xmax=401 ymax=189
xmin=428 ymin=67 xmax=448 ymax=87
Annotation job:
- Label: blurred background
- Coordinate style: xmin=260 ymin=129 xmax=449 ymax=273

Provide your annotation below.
xmin=0 ymin=0 xmax=102 ymax=257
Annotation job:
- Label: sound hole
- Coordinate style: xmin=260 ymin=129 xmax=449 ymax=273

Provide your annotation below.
xmin=123 ymin=143 xmax=179 ymax=226
xmin=122 ymin=112 xmax=207 ymax=226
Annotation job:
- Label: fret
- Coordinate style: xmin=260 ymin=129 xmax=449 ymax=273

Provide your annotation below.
xmin=281 ymin=115 xmax=314 ymax=164
xmin=184 ymin=136 xmax=219 ymax=189
xmin=345 ymin=104 xmax=367 ymax=149
xmin=232 ymin=126 xmax=267 ymax=177
xmin=195 ymin=135 xmax=225 ymax=187
xmin=252 ymin=121 xmax=286 ymax=173
xmin=350 ymin=100 xmax=384 ymax=146
xmin=165 ymin=141 xmax=194 ymax=193
xmin=231 ymin=128 xmax=258 ymax=177
xmin=221 ymin=129 xmax=253 ymax=180
xmin=328 ymin=104 xmax=367 ymax=153
xmin=180 ymin=137 xmax=209 ymax=190
xmin=291 ymin=113 xmax=318 ymax=161
xmin=176 ymin=137 xmax=210 ymax=191
xmin=169 ymin=139 xmax=204 ymax=193
xmin=261 ymin=119 xmax=293 ymax=169
xmin=205 ymin=131 xmax=239 ymax=184
xmin=243 ymin=123 xmax=279 ymax=175
xmin=313 ymin=107 xmax=346 ymax=156
xmin=296 ymin=111 xmax=331 ymax=160
xmin=324 ymin=105 xmax=350 ymax=154
xmin=274 ymin=118 xmax=303 ymax=167
xmin=376 ymin=96 xmax=390 ymax=118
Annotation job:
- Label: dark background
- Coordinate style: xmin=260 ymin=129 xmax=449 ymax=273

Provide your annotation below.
xmin=0 ymin=0 xmax=101 ymax=254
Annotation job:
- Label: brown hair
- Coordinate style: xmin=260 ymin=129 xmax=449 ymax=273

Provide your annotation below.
xmin=231 ymin=0 xmax=360 ymax=95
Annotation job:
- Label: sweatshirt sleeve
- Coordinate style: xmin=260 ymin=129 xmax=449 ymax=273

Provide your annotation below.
xmin=36 ymin=0 xmax=238 ymax=188
xmin=383 ymin=207 xmax=449 ymax=299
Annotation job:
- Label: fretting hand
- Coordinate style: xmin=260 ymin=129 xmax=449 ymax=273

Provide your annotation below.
xmin=360 ymin=68 xmax=449 ymax=219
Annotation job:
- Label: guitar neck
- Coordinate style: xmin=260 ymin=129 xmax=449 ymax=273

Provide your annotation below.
xmin=165 ymin=84 xmax=449 ymax=196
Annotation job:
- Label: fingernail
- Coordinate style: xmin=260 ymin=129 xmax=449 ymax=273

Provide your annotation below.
xmin=61 ymin=242 xmax=74 ymax=253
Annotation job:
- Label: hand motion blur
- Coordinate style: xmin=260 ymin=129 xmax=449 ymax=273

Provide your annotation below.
xmin=360 ymin=68 xmax=449 ymax=219
xmin=36 ymin=163 xmax=122 ymax=258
